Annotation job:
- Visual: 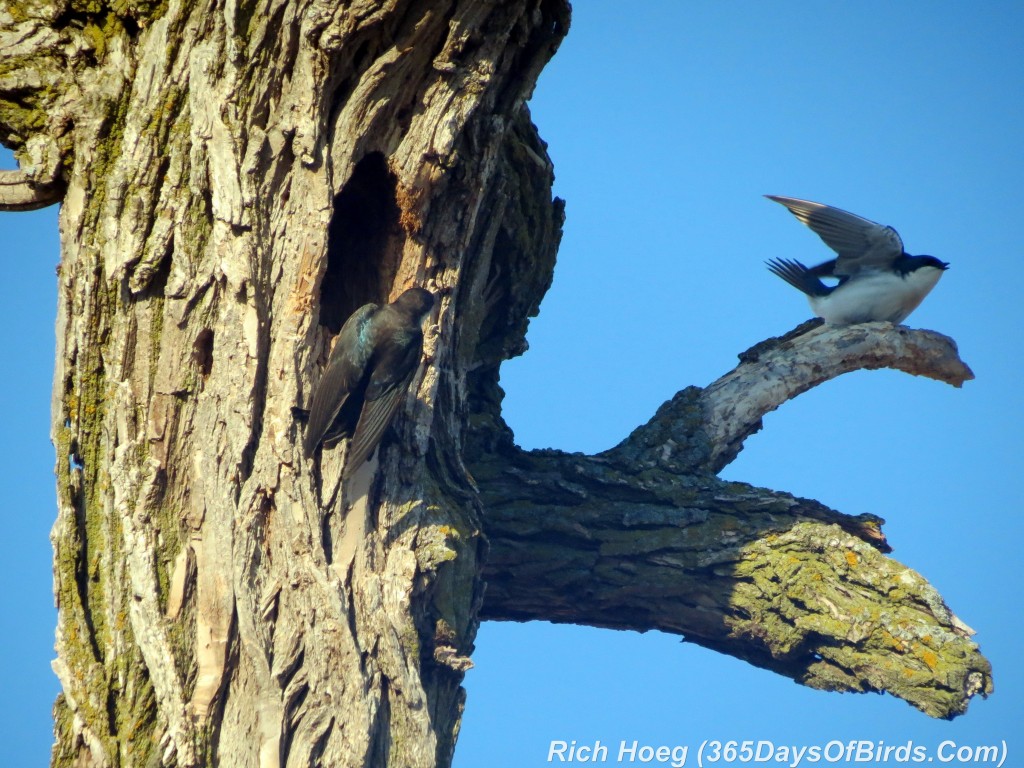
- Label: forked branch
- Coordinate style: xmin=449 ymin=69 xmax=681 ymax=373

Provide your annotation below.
xmin=471 ymin=323 xmax=989 ymax=719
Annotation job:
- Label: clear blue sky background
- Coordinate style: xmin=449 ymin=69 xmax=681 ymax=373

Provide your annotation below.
xmin=2 ymin=2 xmax=1021 ymax=765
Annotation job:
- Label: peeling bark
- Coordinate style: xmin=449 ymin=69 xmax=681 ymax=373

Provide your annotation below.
xmin=0 ymin=1 xmax=992 ymax=767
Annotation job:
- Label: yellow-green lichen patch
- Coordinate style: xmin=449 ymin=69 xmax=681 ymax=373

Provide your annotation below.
xmin=416 ymin=523 xmax=461 ymax=572
xmin=416 ymin=482 xmax=482 ymax=649
xmin=68 ymin=0 xmax=169 ymax=27
xmin=0 ymin=96 xmax=49 ymax=142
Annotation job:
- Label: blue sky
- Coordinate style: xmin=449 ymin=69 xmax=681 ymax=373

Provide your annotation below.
xmin=2 ymin=2 xmax=1022 ymax=765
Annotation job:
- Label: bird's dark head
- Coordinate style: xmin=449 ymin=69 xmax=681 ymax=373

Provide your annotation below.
xmin=392 ymin=286 xmax=435 ymax=319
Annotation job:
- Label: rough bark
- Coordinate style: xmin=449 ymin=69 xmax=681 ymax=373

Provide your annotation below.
xmin=3 ymin=1 xmax=568 ymax=765
xmin=0 ymin=1 xmax=991 ymax=767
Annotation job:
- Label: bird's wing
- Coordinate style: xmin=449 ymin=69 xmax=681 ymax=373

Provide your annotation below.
xmin=766 ymin=195 xmax=904 ymax=276
xmin=302 ymin=303 xmax=378 ymax=456
xmin=344 ymin=328 xmax=424 ymax=477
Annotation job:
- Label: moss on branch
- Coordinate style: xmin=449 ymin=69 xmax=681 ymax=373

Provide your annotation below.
xmin=471 ymin=445 xmax=991 ymax=719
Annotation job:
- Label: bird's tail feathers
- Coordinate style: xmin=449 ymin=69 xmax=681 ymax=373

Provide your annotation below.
xmin=766 ymin=258 xmax=831 ymax=297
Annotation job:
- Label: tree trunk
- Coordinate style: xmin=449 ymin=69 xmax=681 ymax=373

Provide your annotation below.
xmin=4 ymin=1 xmax=568 ymax=765
xmin=0 ymin=2 xmax=990 ymax=767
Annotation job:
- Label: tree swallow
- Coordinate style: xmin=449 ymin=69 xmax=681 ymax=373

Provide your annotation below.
xmin=765 ymin=195 xmax=948 ymax=325
xmin=303 ymin=287 xmax=435 ymax=477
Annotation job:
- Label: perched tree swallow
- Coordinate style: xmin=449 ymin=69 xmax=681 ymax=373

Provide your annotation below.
xmin=765 ymin=195 xmax=948 ymax=325
xmin=303 ymin=287 xmax=435 ymax=477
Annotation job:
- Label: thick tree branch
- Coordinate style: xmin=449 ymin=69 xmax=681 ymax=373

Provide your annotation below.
xmin=473 ymin=446 xmax=992 ymax=720
xmin=0 ymin=169 xmax=64 ymax=211
xmin=469 ymin=322 xmax=987 ymax=719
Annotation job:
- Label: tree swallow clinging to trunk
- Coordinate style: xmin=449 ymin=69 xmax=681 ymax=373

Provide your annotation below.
xmin=303 ymin=287 xmax=434 ymax=477
xmin=765 ymin=195 xmax=948 ymax=325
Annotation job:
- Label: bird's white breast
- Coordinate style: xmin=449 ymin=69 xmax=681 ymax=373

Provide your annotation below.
xmin=810 ymin=267 xmax=944 ymax=325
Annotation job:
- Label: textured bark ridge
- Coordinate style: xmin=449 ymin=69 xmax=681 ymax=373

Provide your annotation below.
xmin=0 ymin=1 xmax=990 ymax=767
xmin=3 ymin=1 xmax=568 ymax=766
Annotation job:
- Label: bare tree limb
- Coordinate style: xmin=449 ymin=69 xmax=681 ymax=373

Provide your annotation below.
xmin=605 ymin=321 xmax=975 ymax=475
xmin=702 ymin=321 xmax=974 ymax=471
xmin=0 ymin=169 xmax=64 ymax=211
xmin=468 ymin=321 xmax=987 ymax=720
xmin=473 ymin=444 xmax=992 ymax=720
